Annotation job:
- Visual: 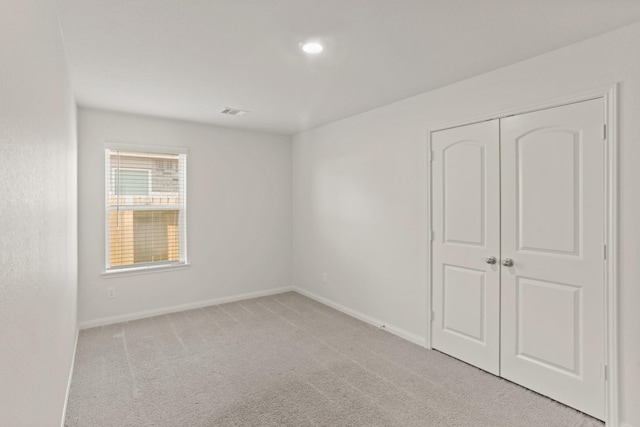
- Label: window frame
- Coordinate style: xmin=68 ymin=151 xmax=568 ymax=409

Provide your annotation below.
xmin=103 ymin=142 xmax=188 ymax=274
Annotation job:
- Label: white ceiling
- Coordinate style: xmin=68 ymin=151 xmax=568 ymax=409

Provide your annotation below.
xmin=57 ymin=0 xmax=640 ymax=135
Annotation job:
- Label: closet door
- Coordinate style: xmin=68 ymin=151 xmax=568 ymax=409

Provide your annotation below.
xmin=500 ymin=99 xmax=605 ymax=419
xmin=431 ymin=120 xmax=501 ymax=375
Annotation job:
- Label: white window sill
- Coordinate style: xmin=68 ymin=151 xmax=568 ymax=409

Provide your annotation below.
xmin=101 ymin=262 xmax=190 ymax=279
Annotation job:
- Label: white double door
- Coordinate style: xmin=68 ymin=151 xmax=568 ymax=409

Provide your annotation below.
xmin=431 ymin=99 xmax=605 ymax=419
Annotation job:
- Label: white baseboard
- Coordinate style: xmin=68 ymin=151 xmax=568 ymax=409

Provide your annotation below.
xmin=78 ymin=286 xmax=294 ymax=329
xmin=292 ymin=287 xmax=426 ymax=347
xmin=61 ymin=327 xmax=79 ymax=427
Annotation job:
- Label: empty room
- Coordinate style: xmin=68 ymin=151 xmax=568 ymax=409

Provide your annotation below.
xmin=3 ymin=0 xmax=640 ymax=426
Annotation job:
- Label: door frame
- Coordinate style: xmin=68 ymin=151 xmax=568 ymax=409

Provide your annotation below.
xmin=424 ymin=84 xmax=618 ymax=425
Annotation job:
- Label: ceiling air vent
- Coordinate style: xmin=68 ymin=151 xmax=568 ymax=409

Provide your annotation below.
xmin=220 ymin=107 xmax=249 ymax=116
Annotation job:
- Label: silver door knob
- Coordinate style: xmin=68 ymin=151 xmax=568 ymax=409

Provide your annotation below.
xmin=485 ymin=256 xmax=497 ymax=265
xmin=502 ymin=258 xmax=514 ymax=267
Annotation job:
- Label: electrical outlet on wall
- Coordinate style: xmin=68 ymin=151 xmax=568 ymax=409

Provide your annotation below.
xmin=107 ymin=287 xmax=115 ymax=299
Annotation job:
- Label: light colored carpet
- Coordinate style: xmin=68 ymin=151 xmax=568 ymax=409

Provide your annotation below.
xmin=65 ymin=292 xmax=602 ymax=426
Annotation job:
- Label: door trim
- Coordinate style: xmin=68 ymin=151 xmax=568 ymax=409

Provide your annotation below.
xmin=424 ymin=84 xmax=618 ymax=425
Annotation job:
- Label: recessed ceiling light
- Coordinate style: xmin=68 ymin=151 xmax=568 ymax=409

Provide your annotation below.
xmin=301 ymin=42 xmax=323 ymax=54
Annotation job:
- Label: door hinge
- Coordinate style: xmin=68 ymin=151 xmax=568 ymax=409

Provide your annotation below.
xmin=604 ymin=364 xmax=608 ymax=381
xmin=430 ymin=150 xmax=435 ymax=162
xmin=603 ymin=244 xmax=607 ymax=260
xmin=603 ymin=124 xmax=607 ymax=141
xmin=430 ymin=310 xmax=435 ymax=322
xmin=430 ymin=230 xmax=435 ymax=241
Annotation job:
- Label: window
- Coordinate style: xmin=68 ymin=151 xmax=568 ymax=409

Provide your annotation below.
xmin=105 ymin=145 xmax=187 ymax=271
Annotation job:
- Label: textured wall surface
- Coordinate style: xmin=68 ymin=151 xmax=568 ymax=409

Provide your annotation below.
xmin=0 ymin=0 xmax=78 ymax=425
xmin=77 ymin=109 xmax=291 ymax=324
xmin=293 ymin=22 xmax=640 ymax=426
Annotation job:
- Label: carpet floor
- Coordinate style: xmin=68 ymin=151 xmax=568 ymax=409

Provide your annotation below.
xmin=65 ymin=292 xmax=603 ymax=426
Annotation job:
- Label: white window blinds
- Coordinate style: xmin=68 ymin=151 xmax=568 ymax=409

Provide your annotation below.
xmin=105 ymin=146 xmax=187 ymax=271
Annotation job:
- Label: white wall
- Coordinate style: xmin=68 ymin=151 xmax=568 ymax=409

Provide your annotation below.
xmin=0 ymin=0 xmax=78 ymax=425
xmin=78 ymin=109 xmax=291 ymax=324
xmin=293 ymin=22 xmax=640 ymax=426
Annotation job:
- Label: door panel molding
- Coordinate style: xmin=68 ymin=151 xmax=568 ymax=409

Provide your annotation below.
xmin=442 ymin=264 xmax=487 ymax=343
xmin=425 ymin=84 xmax=618 ymax=425
xmin=515 ymin=128 xmax=582 ymax=256
xmin=442 ymin=142 xmax=486 ymax=247
xmin=515 ymin=277 xmax=583 ymax=378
